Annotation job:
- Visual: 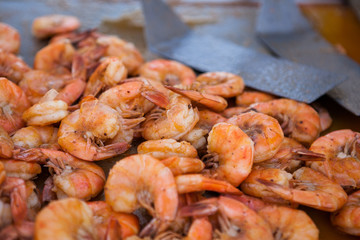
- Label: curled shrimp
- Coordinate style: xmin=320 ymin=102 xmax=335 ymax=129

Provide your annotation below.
xmin=15 ymin=148 xmax=105 ymax=200
xmin=34 ymin=39 xmax=75 ymax=75
xmin=35 ymin=198 xmax=96 ymax=240
xmin=251 ymin=98 xmax=321 ymax=145
xmin=309 ymin=129 xmax=360 ymax=188
xmin=0 ymin=126 xmax=14 ymax=158
xmin=221 ymin=106 xmax=247 ymax=118
xmin=32 ymin=14 xmax=80 ymax=39
xmin=105 ymin=154 xmax=178 ymax=237
xmin=97 ymin=35 xmax=144 ymax=75
xmin=180 ymin=127 xmax=208 ymax=150
xmin=142 ymin=94 xmax=199 ymax=141
xmin=258 ymin=167 xmax=348 ymax=212
xmin=0 ymin=77 xmax=31 ymax=134
xmin=0 ymin=23 xmax=20 ymax=53
xmin=166 ymin=86 xmax=228 ymax=112
xmin=87 ymin=201 xmax=140 ymax=239
xmin=331 ymin=190 xmax=360 ymax=236
xmin=0 ymin=160 xmax=41 ymax=180
xmin=58 ymin=100 xmax=130 ymax=161
xmin=236 ymin=91 xmax=275 ymax=107
xmin=84 ymin=57 xmax=127 ymax=97
xmin=11 ymin=126 xmax=58 ymax=150
xmin=137 ymin=139 xmax=198 ymax=160
xmin=191 ymin=72 xmax=244 ymax=98
xmin=311 ymin=103 xmax=332 ymax=132
xmin=0 ymin=50 xmax=31 ymax=83
xmin=161 ymin=157 xmax=205 ymax=176
xmin=180 ymin=196 xmax=274 ymax=240
xmin=197 ymin=110 xmax=227 ymax=131
xmin=227 ymin=111 xmax=284 ymax=163
xmin=138 ymin=59 xmax=196 ymax=86
xmin=22 ymin=89 xmax=69 ymax=126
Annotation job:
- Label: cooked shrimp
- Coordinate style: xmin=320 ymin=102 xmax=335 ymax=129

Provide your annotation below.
xmin=34 ymin=39 xmax=75 ymax=75
xmin=236 ymin=91 xmax=275 ymax=107
xmin=204 ymin=122 xmax=254 ymax=186
xmin=221 ymin=106 xmax=247 ymax=118
xmin=331 ymin=190 xmax=360 ymax=236
xmin=180 ymin=127 xmax=208 ymax=150
xmin=309 ymin=129 xmax=360 ymax=188
xmin=22 ymin=89 xmax=69 ymax=126
xmin=97 ymin=35 xmax=143 ymax=75
xmin=197 ymin=110 xmax=227 ymax=131
xmin=12 ymin=126 xmax=58 ymax=150
xmin=166 ymin=86 xmax=228 ymax=112
xmin=0 ymin=161 xmax=5 ymax=185
xmin=161 ymin=157 xmax=205 ymax=176
xmin=251 ymin=98 xmax=321 ymax=145
xmin=137 ymin=139 xmax=198 ymax=160
xmin=142 ymin=94 xmax=199 ymax=141
xmin=0 ymin=77 xmax=31 ymax=134
xmin=311 ymin=103 xmax=332 ymax=132
xmin=0 ymin=160 xmax=41 ymax=180
xmin=105 ymin=154 xmax=178 ymax=237
xmin=258 ymin=167 xmax=347 ymax=212
xmin=180 ymin=196 xmax=274 ymax=240
xmin=58 ymin=100 xmax=130 ymax=161
xmin=34 ymin=198 xmax=96 ymax=240
xmin=227 ymin=111 xmax=284 ymax=163
xmin=15 ymin=148 xmax=105 ymax=200
xmin=84 ymin=57 xmax=127 ymax=97
xmin=0 ymin=23 xmax=20 ymax=53
xmin=256 ymin=137 xmax=325 ymax=173
xmin=0 ymin=50 xmax=31 ymax=83
xmin=191 ymin=72 xmax=244 ymax=98
xmin=87 ymin=201 xmax=139 ymax=239
xmin=138 ymin=59 xmax=196 ymax=86
xmin=0 ymin=126 xmax=14 ymax=158
xmin=32 ymin=14 xmax=80 ymax=39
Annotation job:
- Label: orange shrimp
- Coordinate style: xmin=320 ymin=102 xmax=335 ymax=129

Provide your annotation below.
xmin=0 ymin=126 xmax=14 ymax=158
xmin=0 ymin=23 xmax=20 ymax=53
xmin=11 ymin=126 xmax=58 ymax=150
xmin=236 ymin=91 xmax=275 ymax=107
xmin=0 ymin=50 xmax=31 ymax=83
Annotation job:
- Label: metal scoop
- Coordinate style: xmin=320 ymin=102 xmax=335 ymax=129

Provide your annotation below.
xmin=257 ymin=0 xmax=360 ymax=115
xmin=140 ymin=0 xmax=345 ymax=103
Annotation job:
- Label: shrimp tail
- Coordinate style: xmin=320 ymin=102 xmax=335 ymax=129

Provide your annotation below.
xmin=139 ymin=218 xmax=163 ymax=238
xmin=175 ymin=174 xmax=241 ymax=194
xmin=165 ymin=86 xmax=227 ymax=112
xmin=13 ymin=148 xmax=48 ymax=163
xmin=105 ymin=217 xmax=122 ymax=240
xmin=10 ymin=187 xmax=28 ymax=227
xmin=291 ymin=148 xmax=325 ymax=161
xmin=179 ymin=200 xmax=219 ymax=217
xmin=94 ymin=142 xmax=130 ymax=160
xmin=42 ymin=176 xmax=57 ymax=204
xmin=141 ymin=90 xmax=169 ymax=108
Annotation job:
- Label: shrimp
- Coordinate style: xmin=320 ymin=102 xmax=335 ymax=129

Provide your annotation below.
xmin=32 ymin=14 xmax=80 ymax=39
xmin=58 ymin=100 xmax=130 ymax=161
xmin=0 ymin=126 xmax=14 ymax=158
xmin=11 ymin=126 xmax=58 ymax=150
xmin=180 ymin=127 xmax=208 ymax=150
xmin=34 ymin=198 xmax=96 ymax=240
xmin=197 ymin=110 xmax=227 ymax=131
xmin=256 ymin=137 xmax=325 ymax=173
xmin=98 ymin=78 xmax=168 ymax=117
xmin=258 ymin=167 xmax=348 ymax=212
xmin=15 ymin=148 xmax=105 ymax=200
xmin=311 ymin=103 xmax=332 ymax=132
xmin=227 ymin=111 xmax=284 ymax=163
xmin=166 ymin=86 xmax=228 ymax=112
xmin=251 ymin=98 xmax=321 ymax=145
xmin=0 ymin=50 xmax=31 ymax=83
xmin=137 ymin=139 xmax=198 ymax=160
xmin=331 ymin=190 xmax=360 ymax=236
xmin=0 ymin=23 xmax=20 ymax=53
xmin=221 ymin=106 xmax=247 ymax=118
xmin=105 ymin=154 xmax=178 ymax=237
xmin=22 ymin=89 xmax=69 ymax=126
xmin=34 ymin=39 xmax=75 ymax=75
xmin=309 ymin=129 xmax=360 ymax=188
xmin=0 ymin=161 xmax=5 ymax=185
xmin=236 ymin=91 xmax=275 ymax=107
xmin=142 ymin=94 xmax=199 ymax=141
xmin=0 ymin=160 xmax=41 ymax=180
xmin=204 ymin=122 xmax=254 ymax=187
xmin=87 ymin=201 xmax=140 ymax=239
xmin=0 ymin=77 xmax=31 ymax=134
xmin=161 ymin=157 xmax=205 ymax=176
xmin=180 ymin=196 xmax=274 ymax=240
xmin=138 ymin=59 xmax=196 ymax=86
xmin=84 ymin=57 xmax=128 ymax=97
xmin=190 ymin=72 xmax=244 ymax=98
xmin=97 ymin=35 xmax=144 ymax=75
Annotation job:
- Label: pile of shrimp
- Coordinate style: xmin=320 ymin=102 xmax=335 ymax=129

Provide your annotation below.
xmin=0 ymin=14 xmax=359 ymax=240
